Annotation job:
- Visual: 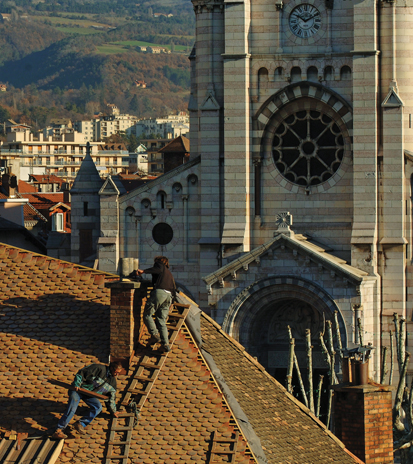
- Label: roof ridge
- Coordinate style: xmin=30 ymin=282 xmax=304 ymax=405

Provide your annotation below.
xmin=0 ymin=242 xmax=119 ymax=279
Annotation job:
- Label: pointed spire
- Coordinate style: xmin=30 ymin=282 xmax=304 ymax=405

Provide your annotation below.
xmin=71 ymin=142 xmax=104 ymax=193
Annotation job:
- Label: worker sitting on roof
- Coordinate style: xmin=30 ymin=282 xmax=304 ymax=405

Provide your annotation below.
xmin=137 ymin=256 xmax=176 ymax=353
xmin=52 ymin=361 xmax=122 ymax=439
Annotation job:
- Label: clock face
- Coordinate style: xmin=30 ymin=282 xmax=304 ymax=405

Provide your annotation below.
xmin=289 ymin=4 xmax=321 ymax=38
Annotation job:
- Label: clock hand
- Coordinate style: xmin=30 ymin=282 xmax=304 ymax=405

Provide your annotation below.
xmin=302 ymin=13 xmax=318 ymax=22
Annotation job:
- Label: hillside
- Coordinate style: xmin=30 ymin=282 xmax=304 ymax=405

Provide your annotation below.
xmin=0 ymin=3 xmax=194 ymax=128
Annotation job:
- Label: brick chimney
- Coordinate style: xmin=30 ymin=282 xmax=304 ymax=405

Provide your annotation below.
xmin=105 ymin=280 xmax=148 ymax=365
xmin=333 ymin=384 xmax=394 ymax=464
xmin=2 ymin=171 xmax=17 ymax=198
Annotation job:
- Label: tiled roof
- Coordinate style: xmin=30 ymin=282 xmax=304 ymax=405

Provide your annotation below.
xmin=0 ymin=243 xmax=361 ymax=464
xmin=158 ymin=135 xmax=190 ymax=154
xmin=28 ymin=175 xmax=64 ymax=185
xmin=0 ymin=244 xmax=256 ymax=464
xmin=18 ymin=180 xmax=38 ymax=193
xmin=200 ymin=313 xmax=363 ymax=464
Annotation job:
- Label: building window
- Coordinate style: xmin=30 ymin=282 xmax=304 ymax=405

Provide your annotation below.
xmin=272 ymin=106 xmax=345 ymax=187
xmin=52 ymin=213 xmax=64 ymax=232
xmin=152 ymin=222 xmax=173 ymax=245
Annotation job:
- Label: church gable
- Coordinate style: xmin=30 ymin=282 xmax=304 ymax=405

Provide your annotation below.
xmin=203 ymin=229 xmax=371 ymax=324
xmin=204 ymin=231 xmax=367 ymax=295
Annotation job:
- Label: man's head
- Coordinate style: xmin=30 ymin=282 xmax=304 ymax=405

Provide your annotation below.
xmin=154 ymin=256 xmax=169 ymax=268
xmin=109 ymin=360 xmax=123 ymax=376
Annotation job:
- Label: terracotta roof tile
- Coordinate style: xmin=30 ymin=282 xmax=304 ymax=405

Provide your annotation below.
xmin=0 ymin=243 xmax=361 ymax=463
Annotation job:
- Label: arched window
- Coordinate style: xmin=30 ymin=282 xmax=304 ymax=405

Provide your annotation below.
xmin=340 ymin=66 xmax=351 ymax=80
xmin=324 ymin=66 xmax=334 ymax=81
xmin=291 ymin=67 xmax=301 ymax=83
xmin=307 ymin=66 xmax=318 ymax=82
xmin=258 ymin=67 xmax=269 ymax=95
xmin=274 ymin=67 xmax=284 ymax=82
xmin=157 ymin=191 xmax=166 ymax=209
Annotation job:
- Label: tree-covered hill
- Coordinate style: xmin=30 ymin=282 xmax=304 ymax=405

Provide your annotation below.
xmin=0 ymin=3 xmax=194 ymax=128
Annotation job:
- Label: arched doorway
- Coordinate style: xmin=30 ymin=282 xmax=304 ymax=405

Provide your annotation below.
xmin=222 ymin=276 xmax=347 ymax=420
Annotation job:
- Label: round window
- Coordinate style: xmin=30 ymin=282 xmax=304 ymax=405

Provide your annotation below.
xmin=152 ymin=222 xmax=173 ymax=246
xmin=272 ymin=109 xmax=345 ymax=187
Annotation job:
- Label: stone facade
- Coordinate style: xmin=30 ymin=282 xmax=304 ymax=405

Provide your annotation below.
xmin=71 ymin=0 xmax=413 ymax=385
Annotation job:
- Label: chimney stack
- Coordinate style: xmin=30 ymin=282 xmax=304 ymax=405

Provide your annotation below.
xmin=105 ymin=280 xmax=148 ymax=365
xmin=333 ymin=384 xmax=394 ymax=464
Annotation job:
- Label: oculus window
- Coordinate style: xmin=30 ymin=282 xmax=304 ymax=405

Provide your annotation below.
xmin=152 ymin=222 xmax=173 ymax=245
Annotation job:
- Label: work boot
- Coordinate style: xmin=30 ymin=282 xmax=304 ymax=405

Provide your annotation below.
xmin=147 ymin=333 xmax=161 ymax=345
xmin=74 ymin=421 xmax=86 ymax=434
xmin=52 ymin=429 xmax=67 ymax=440
xmin=159 ymin=344 xmax=171 ymax=353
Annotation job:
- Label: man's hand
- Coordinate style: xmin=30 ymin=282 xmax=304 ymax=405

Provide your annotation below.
xmin=113 ymin=411 xmax=120 ymax=418
xmin=74 ymin=387 xmax=80 ymax=391
xmin=137 ymin=269 xmax=144 ymax=275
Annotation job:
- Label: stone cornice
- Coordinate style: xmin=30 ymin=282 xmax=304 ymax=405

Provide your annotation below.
xmin=203 ymin=233 xmax=369 ymax=288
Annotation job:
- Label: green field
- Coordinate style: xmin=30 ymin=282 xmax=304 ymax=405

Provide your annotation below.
xmin=95 ymin=40 xmax=190 ymax=55
xmin=96 ymin=44 xmax=127 ymax=54
xmin=55 ymin=26 xmax=105 ymax=35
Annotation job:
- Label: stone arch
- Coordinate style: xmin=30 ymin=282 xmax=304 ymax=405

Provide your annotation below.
xmin=223 ymin=275 xmax=347 ymax=344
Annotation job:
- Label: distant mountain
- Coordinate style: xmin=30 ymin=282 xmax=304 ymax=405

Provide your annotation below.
xmin=0 ymin=12 xmax=193 ymax=125
xmin=0 ymin=21 xmax=67 ymax=67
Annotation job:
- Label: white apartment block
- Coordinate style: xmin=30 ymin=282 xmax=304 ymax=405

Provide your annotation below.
xmin=128 ymin=111 xmax=189 ymax=139
xmin=74 ymin=114 xmax=138 ymax=142
xmin=0 ymin=128 xmax=131 ymax=180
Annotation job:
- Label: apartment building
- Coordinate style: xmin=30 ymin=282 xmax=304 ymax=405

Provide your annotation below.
xmin=129 ymin=111 xmax=189 ymax=139
xmin=74 ymin=107 xmax=138 ymax=142
xmin=0 ymin=127 xmax=131 ymax=181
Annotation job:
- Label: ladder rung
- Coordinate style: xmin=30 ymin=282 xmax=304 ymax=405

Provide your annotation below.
xmin=106 ymin=455 xmax=129 ymax=459
xmin=140 ymin=362 xmax=162 ymax=369
xmin=111 ymin=426 xmax=133 ymax=431
xmin=135 ymin=375 xmax=154 ymax=381
xmin=129 ymin=389 xmax=148 ymax=396
xmin=173 ymin=303 xmax=190 ymax=309
xmin=168 ymin=313 xmax=186 ymax=319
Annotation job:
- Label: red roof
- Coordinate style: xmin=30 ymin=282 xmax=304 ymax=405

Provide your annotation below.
xmin=18 ymin=180 xmax=37 ymax=193
xmin=29 ymin=175 xmax=64 ymax=185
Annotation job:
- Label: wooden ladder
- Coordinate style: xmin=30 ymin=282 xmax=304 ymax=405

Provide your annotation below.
xmin=209 ymin=431 xmax=240 ymax=464
xmin=120 ymin=302 xmax=190 ymax=409
xmin=104 ymin=302 xmax=190 ymax=464
xmin=104 ymin=412 xmax=135 ymax=464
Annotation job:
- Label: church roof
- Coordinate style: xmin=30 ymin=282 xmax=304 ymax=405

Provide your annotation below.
xmin=71 ymin=149 xmax=103 ymax=194
xmin=0 ymin=242 xmax=362 ymax=464
xmin=120 ymin=155 xmax=201 ymax=203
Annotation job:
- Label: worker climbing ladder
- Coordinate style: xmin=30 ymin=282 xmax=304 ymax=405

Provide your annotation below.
xmin=103 ymin=301 xmax=190 ymax=464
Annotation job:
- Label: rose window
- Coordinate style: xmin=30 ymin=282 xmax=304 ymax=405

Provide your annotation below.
xmin=272 ymin=110 xmax=345 ymax=187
